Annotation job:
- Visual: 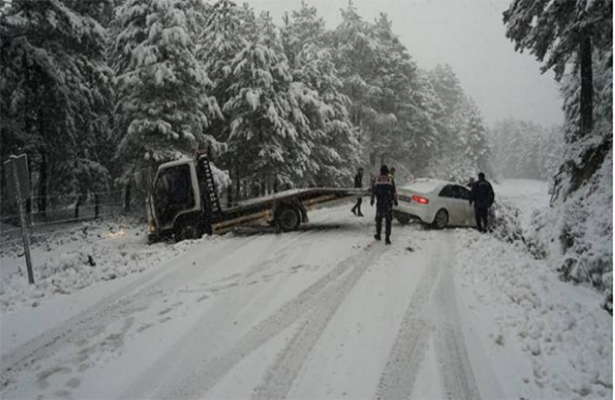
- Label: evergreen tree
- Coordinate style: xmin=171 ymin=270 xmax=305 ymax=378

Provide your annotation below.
xmin=504 ymin=0 xmax=612 ymax=138
xmin=1 ymin=0 xmax=113 ymax=215
xmin=110 ymin=0 xmax=221 ymax=180
xmin=405 ymin=69 xmax=445 ymax=177
xmin=224 ymin=11 xmax=301 ymax=191
xmin=333 ymin=1 xmax=390 ymax=169
xmin=196 ymin=0 xmax=251 ymax=148
xmin=463 ymin=102 xmax=493 ymax=178
xmin=282 ymin=1 xmax=360 ymax=186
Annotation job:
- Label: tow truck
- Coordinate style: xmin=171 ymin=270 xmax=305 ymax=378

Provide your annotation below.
xmin=146 ymin=154 xmax=370 ymax=242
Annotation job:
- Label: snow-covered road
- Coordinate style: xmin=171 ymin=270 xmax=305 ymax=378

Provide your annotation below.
xmin=0 ymin=180 xmax=611 ymax=399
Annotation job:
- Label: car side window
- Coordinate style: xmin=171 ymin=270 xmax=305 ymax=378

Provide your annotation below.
xmin=438 ymin=185 xmax=455 ymax=198
xmin=455 ymin=185 xmax=471 ymax=200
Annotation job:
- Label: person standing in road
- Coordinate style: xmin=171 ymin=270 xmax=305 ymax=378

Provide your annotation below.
xmin=389 ymin=167 xmax=396 ymax=182
xmin=469 ymin=172 xmax=495 ymax=232
xmin=351 ymin=167 xmax=364 ymax=217
xmin=371 ymin=165 xmax=398 ymax=245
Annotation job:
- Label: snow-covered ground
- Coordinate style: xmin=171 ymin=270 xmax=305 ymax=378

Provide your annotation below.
xmin=0 ymin=180 xmax=611 ymax=399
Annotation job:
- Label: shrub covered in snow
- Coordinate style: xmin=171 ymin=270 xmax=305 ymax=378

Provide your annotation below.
xmin=529 ymin=151 xmax=613 ymax=296
xmin=489 ymin=200 xmax=525 ymax=244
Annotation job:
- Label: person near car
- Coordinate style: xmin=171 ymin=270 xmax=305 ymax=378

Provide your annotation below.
xmin=351 ymin=167 xmax=364 ymax=217
xmin=371 ymin=165 xmax=398 ymax=245
xmin=469 ymin=172 xmax=495 ymax=232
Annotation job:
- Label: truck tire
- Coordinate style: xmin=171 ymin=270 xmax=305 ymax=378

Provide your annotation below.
xmin=174 ymin=220 xmax=201 ymax=242
xmin=276 ymin=205 xmax=301 ymax=232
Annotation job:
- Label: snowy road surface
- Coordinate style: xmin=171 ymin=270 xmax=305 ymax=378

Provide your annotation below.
xmin=0 ymin=180 xmax=611 ymax=399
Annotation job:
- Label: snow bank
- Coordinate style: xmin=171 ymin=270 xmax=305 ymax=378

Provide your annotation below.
xmin=0 ymin=218 xmax=192 ymax=313
xmin=528 ymin=151 xmax=613 ymax=295
xmin=456 ymin=230 xmax=612 ymax=399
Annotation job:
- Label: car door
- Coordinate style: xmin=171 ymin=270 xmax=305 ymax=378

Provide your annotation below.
xmin=452 ymin=185 xmax=475 ymax=226
xmin=437 ymin=185 xmax=462 ymax=225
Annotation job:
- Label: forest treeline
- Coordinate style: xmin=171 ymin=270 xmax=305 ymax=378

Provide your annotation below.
xmin=1 ymin=0 xmax=493 ymax=214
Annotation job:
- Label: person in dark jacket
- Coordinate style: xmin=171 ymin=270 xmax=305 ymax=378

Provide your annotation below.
xmin=351 ymin=167 xmax=364 ymax=217
xmin=469 ymin=172 xmax=495 ymax=232
xmin=371 ymin=165 xmax=398 ymax=244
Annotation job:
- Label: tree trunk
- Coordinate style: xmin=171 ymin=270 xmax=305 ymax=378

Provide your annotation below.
xmin=38 ymin=151 xmax=47 ymax=218
xmin=94 ymin=193 xmax=100 ymax=218
xmin=74 ymin=193 xmax=85 ymax=220
xmin=227 ymin=185 xmax=233 ymax=208
xmin=235 ymin=161 xmax=240 ymax=202
xmin=124 ymin=182 xmax=131 ymax=212
xmin=580 ymin=31 xmax=594 ymax=138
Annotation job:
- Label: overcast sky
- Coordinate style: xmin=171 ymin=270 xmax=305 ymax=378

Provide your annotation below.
xmin=246 ymin=0 xmax=564 ymax=127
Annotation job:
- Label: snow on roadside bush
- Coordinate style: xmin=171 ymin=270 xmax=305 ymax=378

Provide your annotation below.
xmin=490 ymin=200 xmax=525 ymax=244
xmin=528 ymin=152 xmax=613 ymax=296
xmin=456 ymin=231 xmax=612 ymax=399
xmin=0 ymin=219 xmax=194 ymax=313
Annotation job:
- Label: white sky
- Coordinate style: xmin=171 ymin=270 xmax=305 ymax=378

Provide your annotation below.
xmin=246 ymin=0 xmax=564 ymax=127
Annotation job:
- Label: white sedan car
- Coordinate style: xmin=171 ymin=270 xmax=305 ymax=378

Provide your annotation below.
xmin=393 ymin=178 xmax=477 ymax=229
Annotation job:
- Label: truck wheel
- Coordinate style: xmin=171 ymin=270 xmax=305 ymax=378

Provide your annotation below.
xmin=276 ymin=206 xmax=301 ymax=232
xmin=432 ymin=209 xmax=449 ymax=230
xmin=396 ymin=213 xmax=411 ymax=225
xmin=175 ymin=222 xmax=201 ymax=242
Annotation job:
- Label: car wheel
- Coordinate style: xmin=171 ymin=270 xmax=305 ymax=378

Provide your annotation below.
xmin=276 ymin=206 xmax=301 ymax=232
xmin=432 ymin=209 xmax=449 ymax=230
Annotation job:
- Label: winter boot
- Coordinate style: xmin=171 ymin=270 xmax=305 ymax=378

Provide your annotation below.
xmin=385 ymin=237 xmax=392 ymax=245
xmin=358 ymin=211 xmax=364 ymax=217
xmin=374 ymin=233 xmax=381 ymax=241
xmin=351 ymin=208 xmax=357 ymax=216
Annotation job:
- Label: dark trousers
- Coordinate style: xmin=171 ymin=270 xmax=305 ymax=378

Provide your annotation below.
xmin=351 ymin=197 xmax=362 ymax=214
xmin=376 ymin=209 xmax=392 ymax=238
xmin=474 ymin=206 xmax=489 ymax=232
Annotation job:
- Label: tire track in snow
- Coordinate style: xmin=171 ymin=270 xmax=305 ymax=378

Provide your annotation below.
xmin=252 ymin=243 xmax=383 ymax=400
xmin=432 ymin=250 xmax=481 ymax=400
xmin=375 ymin=232 xmax=453 ymax=400
xmin=0 ymin=236 xmax=259 ymax=393
xmin=122 ymin=230 xmax=317 ymax=399
xmin=149 ymin=242 xmax=386 ymax=399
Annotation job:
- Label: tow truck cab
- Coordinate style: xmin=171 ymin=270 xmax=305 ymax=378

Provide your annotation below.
xmin=147 ymin=158 xmax=205 ymax=242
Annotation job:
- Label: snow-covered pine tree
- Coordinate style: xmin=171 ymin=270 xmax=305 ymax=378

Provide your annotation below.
xmin=224 ymin=11 xmax=304 ymax=194
xmin=369 ymin=13 xmax=417 ymax=179
xmin=282 ymin=1 xmax=360 ymax=187
xmin=462 ymin=101 xmax=493 ymax=179
xmin=332 ymin=1 xmax=393 ymax=171
xmin=504 ymin=0 xmax=612 ymax=139
xmin=196 ymin=0 xmax=250 ymax=148
xmin=0 ymin=0 xmax=113 ymax=216
xmin=406 ymin=69 xmax=445 ymax=177
xmin=428 ymin=64 xmax=473 ymax=182
xmin=110 ymin=0 xmax=221 ymax=181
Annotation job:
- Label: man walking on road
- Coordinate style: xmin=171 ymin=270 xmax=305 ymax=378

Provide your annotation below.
xmin=371 ymin=165 xmax=398 ymax=245
xmin=351 ymin=167 xmax=364 ymax=217
xmin=469 ymin=172 xmax=495 ymax=232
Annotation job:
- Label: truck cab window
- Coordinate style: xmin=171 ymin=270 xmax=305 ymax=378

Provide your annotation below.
xmin=153 ymin=165 xmax=195 ymax=227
